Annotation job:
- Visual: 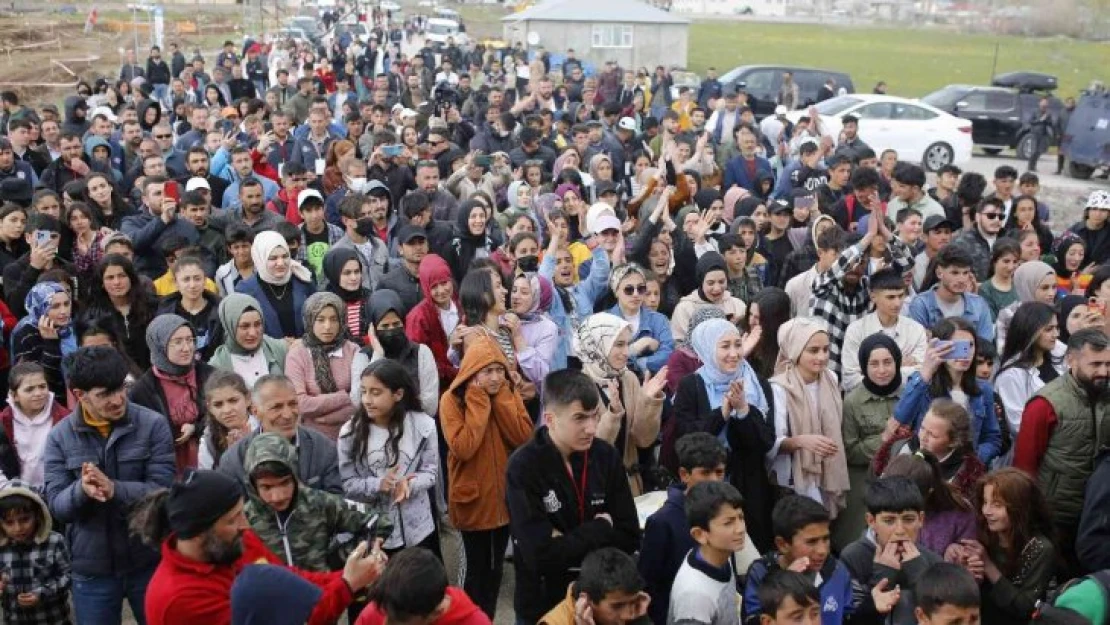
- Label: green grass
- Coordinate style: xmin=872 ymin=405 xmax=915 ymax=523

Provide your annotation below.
xmin=685 ymin=21 xmax=1107 ymax=98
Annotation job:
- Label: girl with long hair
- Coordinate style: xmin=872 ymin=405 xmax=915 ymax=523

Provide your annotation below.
xmin=876 ymin=398 xmax=986 ymax=501
xmin=65 ymin=202 xmax=106 ymax=282
xmin=85 ymin=254 xmax=157 ymax=369
xmin=1003 ymin=195 xmax=1054 ymax=254
xmin=882 ymin=451 xmax=976 ymax=558
xmin=80 ymin=172 xmax=134 ymax=232
xmin=197 ymin=369 xmax=258 ymax=470
xmin=976 ymin=239 xmax=1020 ymax=321
xmin=337 ymin=360 xmax=440 ymax=556
xmin=745 ymin=287 xmax=792 ymax=380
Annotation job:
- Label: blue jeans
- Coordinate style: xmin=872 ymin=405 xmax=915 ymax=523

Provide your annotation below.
xmin=72 ymin=565 xmax=156 ymax=625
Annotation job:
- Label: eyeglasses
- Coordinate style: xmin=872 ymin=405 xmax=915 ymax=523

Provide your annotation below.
xmin=168 ymin=336 xmax=196 ymax=349
xmin=622 ymin=284 xmax=648 ymax=295
xmin=980 ymin=212 xmax=1003 ymax=220
xmin=155 ymin=134 xmax=172 ymax=139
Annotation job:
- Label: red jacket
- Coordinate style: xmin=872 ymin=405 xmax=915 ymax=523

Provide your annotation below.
xmin=405 ymin=254 xmax=458 ymax=389
xmin=355 ymin=587 xmax=490 ymax=625
xmin=250 ymin=148 xmax=280 ymax=183
xmin=145 ymin=530 xmax=352 ymax=625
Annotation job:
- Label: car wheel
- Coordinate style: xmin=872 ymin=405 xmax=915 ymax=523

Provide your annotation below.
xmin=923 ymin=142 xmax=954 ymax=172
xmin=1016 ymin=134 xmax=1035 ymax=161
xmin=1069 ymin=161 xmax=1095 ymax=180
xmin=981 ymin=148 xmax=1003 ymax=156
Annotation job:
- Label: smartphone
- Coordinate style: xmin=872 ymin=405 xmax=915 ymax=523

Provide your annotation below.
xmin=164 ymin=181 xmax=180 ymax=202
xmin=381 ymin=144 xmax=404 ymax=158
xmin=946 ymin=339 xmax=973 ymax=361
xmin=793 ymin=195 xmax=817 ymax=212
xmin=474 ymin=154 xmax=492 ymax=168
xmin=219 ymin=119 xmax=236 ymax=134
xmin=34 ymin=230 xmax=51 ymax=247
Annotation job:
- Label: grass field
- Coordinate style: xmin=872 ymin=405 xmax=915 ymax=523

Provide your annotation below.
xmin=454 ymin=5 xmax=1106 ymax=98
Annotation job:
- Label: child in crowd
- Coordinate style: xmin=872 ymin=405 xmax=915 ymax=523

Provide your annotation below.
xmin=538 ymin=547 xmax=650 ymax=625
xmin=744 ymin=495 xmax=859 ymax=625
xmin=640 ymin=432 xmax=728 ymax=625
xmin=973 ymin=340 xmax=1012 ymax=463
xmin=0 ymin=363 xmax=70 ymax=489
xmin=670 ymin=481 xmax=747 ymax=625
xmin=912 ymin=563 xmax=981 ymax=625
xmin=198 ymin=370 xmax=258 ymax=470
xmin=0 ymin=481 xmax=71 ymax=624
xmin=841 ymin=476 xmax=943 ymax=625
xmin=755 ymin=570 xmax=821 ymax=625
xmin=357 ymin=548 xmax=492 ymax=625
xmin=882 ymin=453 xmax=975 ymax=559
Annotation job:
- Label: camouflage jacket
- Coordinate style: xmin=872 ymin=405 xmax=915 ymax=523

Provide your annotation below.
xmin=243 ymin=433 xmax=393 ymax=572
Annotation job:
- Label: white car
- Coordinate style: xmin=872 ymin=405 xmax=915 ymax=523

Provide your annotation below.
xmin=785 ymin=94 xmax=973 ymax=171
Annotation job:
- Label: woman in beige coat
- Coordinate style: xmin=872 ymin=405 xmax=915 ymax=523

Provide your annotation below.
xmin=574 ymin=313 xmax=668 ymax=495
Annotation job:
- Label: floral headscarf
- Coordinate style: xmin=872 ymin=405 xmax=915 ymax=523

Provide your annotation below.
xmin=574 ymin=313 xmax=631 ymax=382
xmin=16 ymin=282 xmax=76 ymax=358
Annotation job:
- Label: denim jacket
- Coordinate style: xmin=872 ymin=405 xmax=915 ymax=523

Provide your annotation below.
xmin=606 ymin=304 xmax=674 ymax=374
xmin=540 ymin=246 xmax=610 ymax=370
xmin=893 ymin=371 xmax=1003 ymax=466
xmin=907 ymin=287 xmax=996 ymax=342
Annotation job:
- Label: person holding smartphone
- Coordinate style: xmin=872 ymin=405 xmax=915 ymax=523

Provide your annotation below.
xmin=120 ymin=175 xmax=200 ymax=280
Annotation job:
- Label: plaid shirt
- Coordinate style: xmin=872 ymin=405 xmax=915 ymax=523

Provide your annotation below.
xmin=0 ymin=533 xmax=71 ymax=625
xmin=809 ymin=237 xmax=914 ymax=377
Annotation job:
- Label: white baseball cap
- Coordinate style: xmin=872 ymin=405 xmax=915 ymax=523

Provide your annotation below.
xmin=297 ymin=188 xmax=324 ymax=210
xmin=774 ymin=105 xmax=788 ymax=116
xmin=90 ymin=106 xmax=118 ymax=123
xmin=594 ymin=214 xmax=622 ymax=234
xmin=185 ymin=177 xmax=210 ymax=192
xmin=1088 ymin=190 xmax=1110 ymax=210
xmin=617 ymin=117 xmax=638 ymax=132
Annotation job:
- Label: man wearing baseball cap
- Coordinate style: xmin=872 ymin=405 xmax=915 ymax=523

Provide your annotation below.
xmin=139 ymin=469 xmax=385 ymax=625
xmin=912 ymin=214 xmax=957 ymax=291
xmin=298 ymin=188 xmax=344 ymax=277
xmin=377 ymin=224 xmax=427 ymax=315
xmin=1071 ymin=190 xmax=1110 ymax=268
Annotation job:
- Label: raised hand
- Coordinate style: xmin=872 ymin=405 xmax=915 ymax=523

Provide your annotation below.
xmin=642 ymin=367 xmax=668 ymax=398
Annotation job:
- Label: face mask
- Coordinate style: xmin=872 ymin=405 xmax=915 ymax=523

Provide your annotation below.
xmin=355 ymin=217 xmax=377 ymax=238
xmin=348 ymin=177 xmax=367 ymax=193
xmin=516 ymin=255 xmax=539 ymax=273
xmin=378 ymin=327 xmax=408 ymax=357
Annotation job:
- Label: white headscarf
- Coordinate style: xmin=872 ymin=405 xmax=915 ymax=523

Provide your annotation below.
xmin=574 ymin=313 xmax=631 ymax=382
xmin=251 ymin=230 xmax=313 ymax=285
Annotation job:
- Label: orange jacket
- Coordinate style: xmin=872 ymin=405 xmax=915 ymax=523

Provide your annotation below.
xmin=438 ymin=336 xmax=533 ymax=531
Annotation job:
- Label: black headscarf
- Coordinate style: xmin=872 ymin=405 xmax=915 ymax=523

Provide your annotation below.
xmin=322 ymin=247 xmax=365 ymax=303
xmin=366 ymin=289 xmax=420 ymax=385
xmin=696 ymin=251 xmax=728 ymax=302
xmin=1058 ymin=294 xmax=1087 ymax=344
xmin=858 ymin=333 xmax=903 ymax=397
xmin=693 ymin=189 xmax=721 ymax=211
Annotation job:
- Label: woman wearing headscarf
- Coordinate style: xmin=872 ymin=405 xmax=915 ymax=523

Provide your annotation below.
xmin=235 ymin=230 xmax=317 ymax=342
xmin=350 ymin=289 xmax=439 ymax=416
xmin=607 ymin=263 xmax=674 ymax=375
xmin=284 ymin=292 xmax=360 ymax=441
xmin=406 ymin=254 xmax=460 ymax=391
xmin=663 ymin=306 xmax=728 ymax=396
xmin=443 ymin=200 xmax=496 ymax=283
xmin=574 ymin=313 xmax=666 ymax=496
xmin=130 ymin=314 xmax=216 ymax=476
xmin=508 ymin=272 xmax=558 ymax=401
xmin=1058 ymin=294 xmax=1101 ymax=344
xmin=322 ymin=247 xmax=370 ymax=341
xmin=836 ymin=333 xmax=903 ymax=550
xmin=994 ymin=260 xmax=1057 ymax=352
xmin=502 ymin=180 xmax=532 ymax=230
xmin=208 ymin=293 xmax=289 ymax=390
xmin=669 ymin=251 xmax=747 ymax=343
xmin=672 ymin=317 xmax=777 ymax=550
xmin=11 ymin=282 xmax=76 ymax=400
xmin=768 ymin=317 xmax=851 ymax=518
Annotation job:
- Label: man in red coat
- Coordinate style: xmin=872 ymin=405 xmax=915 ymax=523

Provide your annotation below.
xmin=138 ymin=469 xmax=385 ymax=625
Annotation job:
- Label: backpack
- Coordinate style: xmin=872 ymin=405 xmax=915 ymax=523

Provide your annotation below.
xmin=1032 ymin=570 xmax=1110 ymax=624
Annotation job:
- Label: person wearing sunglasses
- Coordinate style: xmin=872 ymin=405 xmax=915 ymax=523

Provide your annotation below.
xmin=950 ymin=196 xmax=1007 ymax=282
xmin=606 ymin=263 xmax=674 ymax=375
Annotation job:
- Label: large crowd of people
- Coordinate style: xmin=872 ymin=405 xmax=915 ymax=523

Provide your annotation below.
xmin=0 ymin=4 xmax=1104 ymax=625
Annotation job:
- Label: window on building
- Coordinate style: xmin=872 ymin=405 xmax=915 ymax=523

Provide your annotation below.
xmin=592 ymin=24 xmax=633 ymax=49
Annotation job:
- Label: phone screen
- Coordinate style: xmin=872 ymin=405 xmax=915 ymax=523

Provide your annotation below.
xmin=164 ymin=181 xmax=180 ymax=202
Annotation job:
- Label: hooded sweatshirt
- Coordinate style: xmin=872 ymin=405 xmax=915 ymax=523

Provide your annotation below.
xmin=0 ymin=481 xmax=71 ymax=624
xmin=243 ymin=433 xmax=391 ymax=572
xmin=406 ymin=254 xmax=459 ymax=389
xmin=60 ymin=95 xmax=89 ymax=137
xmin=355 ymin=587 xmax=491 ymax=625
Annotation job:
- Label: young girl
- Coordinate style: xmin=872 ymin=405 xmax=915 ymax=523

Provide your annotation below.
xmin=1052 ymin=232 xmax=1090 ymax=298
xmin=0 ymin=363 xmax=69 ymax=489
xmin=882 ymin=451 xmax=976 ymax=559
xmin=976 ymin=240 xmax=1020 ymax=321
xmin=1016 ymin=229 xmax=1043 ymax=264
xmin=1003 ymin=194 xmax=1054 ymax=255
xmin=961 ymin=468 xmax=1056 ymax=623
xmin=337 ymin=360 xmax=440 ymax=556
xmin=198 ymin=369 xmax=258 ymax=470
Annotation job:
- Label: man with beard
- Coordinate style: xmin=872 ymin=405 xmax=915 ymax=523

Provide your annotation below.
xmin=137 ymin=468 xmax=385 ymax=625
xmin=119 ymin=119 xmax=145 ymax=174
xmin=228 ymin=177 xmax=284 ymax=232
xmin=44 ymin=346 xmax=176 ymax=625
xmin=1015 ymin=328 xmax=1110 ymax=576
xmin=178 ymin=146 xmax=229 ymax=207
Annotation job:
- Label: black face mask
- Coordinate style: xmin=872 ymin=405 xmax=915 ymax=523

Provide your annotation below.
xmin=516 ymin=255 xmax=539 ymax=273
xmin=378 ymin=327 xmax=408 ymax=357
xmin=355 ymin=217 xmax=377 ymax=238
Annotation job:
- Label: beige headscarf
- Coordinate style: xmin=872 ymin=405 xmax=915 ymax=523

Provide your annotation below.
xmin=770 ymin=318 xmax=850 ymax=518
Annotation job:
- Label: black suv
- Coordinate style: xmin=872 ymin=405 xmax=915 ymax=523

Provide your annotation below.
xmin=921 ymin=72 xmax=1063 ymax=160
xmin=717 ymin=65 xmax=855 ymax=119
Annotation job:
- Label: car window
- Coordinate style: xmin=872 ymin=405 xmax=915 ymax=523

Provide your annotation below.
xmin=922 ymin=86 xmax=969 ymax=109
xmin=856 ymin=103 xmax=894 ymax=120
xmin=814 ymin=96 xmax=863 ymax=116
xmin=741 ymin=70 xmax=776 ymax=96
xmin=986 ymin=92 xmax=1017 ymax=112
xmin=893 ymin=103 xmax=938 ymax=120
xmin=959 ymin=92 xmax=989 ymax=110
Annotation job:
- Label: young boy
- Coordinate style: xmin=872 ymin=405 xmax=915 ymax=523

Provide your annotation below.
xmin=296 ymin=189 xmax=342 ymax=279
xmin=744 ymin=495 xmax=859 ymax=625
xmin=0 ymin=480 xmax=71 ymax=624
xmin=840 ymin=476 xmax=942 ymax=625
xmin=640 ymin=433 xmax=727 ymax=625
xmin=757 ymin=570 xmax=821 ymax=625
xmin=357 ymin=548 xmax=492 ymax=625
xmin=215 ymin=222 xmax=255 ymax=296
xmin=912 ymin=563 xmax=980 ymax=625
xmin=539 ymin=548 xmax=650 ymax=625
xmin=720 ymin=233 xmax=766 ymax=305
xmin=152 ymin=236 xmax=218 ymax=296
xmin=669 ymin=481 xmax=747 ymax=625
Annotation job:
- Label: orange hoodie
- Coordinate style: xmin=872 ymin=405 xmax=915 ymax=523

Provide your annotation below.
xmin=438 ymin=335 xmax=534 ymax=531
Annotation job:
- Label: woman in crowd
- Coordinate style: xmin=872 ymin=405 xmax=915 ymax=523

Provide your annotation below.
xmin=606 ymin=263 xmax=673 ymax=376
xmin=322 ymin=247 xmax=371 ymax=341
xmin=130 ymin=314 xmax=215 ymax=475
xmin=1016 ymin=229 xmax=1043 ymax=263
xmin=457 ymin=268 xmax=516 ymax=368
xmin=198 ymin=369 xmax=258 ymax=470
xmin=439 ymin=335 xmax=533 ymax=620
xmin=995 ymin=260 xmax=1057 ymax=351
xmin=84 ymin=254 xmax=157 ymax=369
xmin=406 ymin=254 xmax=460 ymax=392
xmin=663 ymin=306 xmax=728 ymax=396
xmin=574 ymin=313 xmax=666 ymax=496
xmin=284 ymin=292 xmax=359 ymax=441
xmin=81 ymin=171 xmax=134 ymax=232
xmin=1052 ymin=232 xmax=1089 ymax=299
xmin=64 ymin=202 xmax=106 ymax=283
xmin=837 ymin=334 xmax=904 ymax=550
xmin=672 ymin=316 xmax=776 ymax=550
xmin=995 ymin=302 xmax=1065 ymax=467
xmin=890 ymin=317 xmax=1002 ymax=466
xmin=882 ymin=451 xmax=976 ymax=557
xmin=0 ymin=204 xmax=27 ymax=269
xmin=208 ymin=293 xmax=289 ymax=389
xmin=1058 ymin=294 xmax=1104 ymax=343
xmin=235 ymin=230 xmax=316 ymax=342
xmin=976 ymin=240 xmax=1021 ymax=321
xmin=508 ymin=272 xmax=558 ymax=399
xmin=876 ymin=398 xmax=986 ymax=501
xmin=156 ymin=255 xmax=223 ymax=362
xmin=0 ymin=362 xmax=69 ymax=488
xmin=670 ymin=251 xmax=747 ymax=343
xmin=338 ymin=360 xmax=440 ymax=555
xmin=443 ymin=200 xmax=496 ymax=282
xmin=964 ymin=468 xmax=1057 ymax=623
xmin=768 ymin=317 xmax=851 ymax=518
xmin=745 ymin=287 xmax=792 ymax=380
xmin=351 ymin=289 xmax=439 ymax=416
xmin=1002 ymin=195 xmax=1054 ymax=255
xmin=11 ymin=282 xmax=75 ymax=400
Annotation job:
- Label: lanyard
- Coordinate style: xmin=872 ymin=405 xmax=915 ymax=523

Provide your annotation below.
xmin=566 ymin=453 xmax=589 ymax=525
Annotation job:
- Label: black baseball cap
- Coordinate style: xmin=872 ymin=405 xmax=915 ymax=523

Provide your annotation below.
xmin=397 ymin=224 xmax=427 ymax=245
xmin=769 ymin=199 xmax=792 ymax=215
xmin=596 ymin=181 xmax=618 ymax=197
xmin=923 ymin=215 xmax=957 ymax=233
